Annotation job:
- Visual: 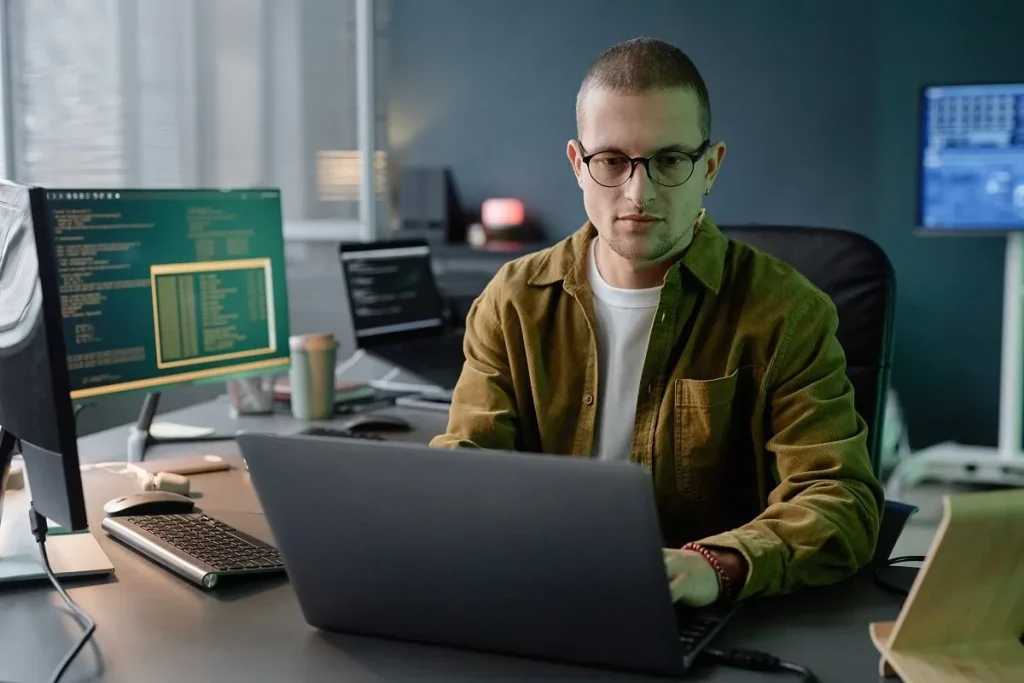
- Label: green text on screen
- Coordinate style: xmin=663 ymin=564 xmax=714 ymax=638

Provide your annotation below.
xmin=46 ymin=189 xmax=290 ymax=400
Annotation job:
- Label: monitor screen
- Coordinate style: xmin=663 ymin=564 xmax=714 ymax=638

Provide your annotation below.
xmin=45 ymin=189 xmax=291 ymax=401
xmin=918 ymin=83 xmax=1024 ymax=230
xmin=338 ymin=240 xmax=445 ymax=347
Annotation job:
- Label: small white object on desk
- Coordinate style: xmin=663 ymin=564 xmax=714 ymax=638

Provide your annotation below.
xmin=149 ymin=422 xmax=217 ymax=439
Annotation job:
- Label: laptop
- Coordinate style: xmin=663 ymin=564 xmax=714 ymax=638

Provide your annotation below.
xmin=237 ymin=433 xmax=738 ymax=676
xmin=337 ymin=239 xmax=465 ymax=390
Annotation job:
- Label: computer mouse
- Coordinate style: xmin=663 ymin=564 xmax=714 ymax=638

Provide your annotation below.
xmin=344 ymin=414 xmax=413 ymax=433
xmin=103 ymin=490 xmax=196 ymax=517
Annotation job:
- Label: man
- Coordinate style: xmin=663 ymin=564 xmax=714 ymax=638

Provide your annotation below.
xmin=430 ymin=38 xmax=884 ymax=607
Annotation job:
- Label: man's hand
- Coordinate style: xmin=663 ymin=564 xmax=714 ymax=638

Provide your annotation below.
xmin=663 ymin=548 xmax=721 ymax=607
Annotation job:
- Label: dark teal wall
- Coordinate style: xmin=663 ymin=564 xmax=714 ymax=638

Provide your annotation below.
xmin=389 ymin=0 xmax=878 ymax=234
xmin=389 ymin=0 xmax=1024 ymax=449
xmin=873 ymin=0 xmax=1024 ymax=447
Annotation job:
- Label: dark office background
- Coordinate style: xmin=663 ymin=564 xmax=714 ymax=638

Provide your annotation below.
xmin=64 ymin=0 xmax=1024 ymax=452
xmin=388 ymin=0 xmax=1024 ymax=449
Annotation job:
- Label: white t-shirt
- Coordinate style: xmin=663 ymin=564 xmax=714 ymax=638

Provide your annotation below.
xmin=587 ymin=238 xmax=662 ymax=461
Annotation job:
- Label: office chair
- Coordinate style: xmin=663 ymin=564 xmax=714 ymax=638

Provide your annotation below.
xmin=720 ymin=225 xmax=908 ymax=566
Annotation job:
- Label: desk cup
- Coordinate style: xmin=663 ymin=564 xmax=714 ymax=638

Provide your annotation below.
xmin=289 ymin=333 xmax=338 ymax=420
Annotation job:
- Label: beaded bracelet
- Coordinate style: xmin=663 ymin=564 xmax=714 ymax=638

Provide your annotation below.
xmin=682 ymin=542 xmax=734 ymax=602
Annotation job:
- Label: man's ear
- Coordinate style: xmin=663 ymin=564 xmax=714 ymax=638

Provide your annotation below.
xmin=566 ymin=139 xmax=584 ymax=189
xmin=703 ymin=141 xmax=727 ymax=192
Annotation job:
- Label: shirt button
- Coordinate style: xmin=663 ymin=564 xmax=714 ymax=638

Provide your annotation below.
xmin=582 ymin=393 xmax=594 ymax=405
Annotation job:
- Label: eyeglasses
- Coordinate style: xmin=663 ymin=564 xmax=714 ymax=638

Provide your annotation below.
xmin=575 ymin=140 xmax=710 ymax=188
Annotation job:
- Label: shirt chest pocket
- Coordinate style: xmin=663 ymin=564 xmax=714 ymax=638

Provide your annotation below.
xmin=673 ymin=369 xmax=739 ymax=498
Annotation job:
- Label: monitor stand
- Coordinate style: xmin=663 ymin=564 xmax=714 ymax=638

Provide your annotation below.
xmin=0 ymin=430 xmax=115 ymax=585
xmin=887 ymin=232 xmax=1024 ymax=498
xmin=1 ymin=429 xmax=17 ymax=530
xmin=126 ymin=392 xmax=236 ymax=463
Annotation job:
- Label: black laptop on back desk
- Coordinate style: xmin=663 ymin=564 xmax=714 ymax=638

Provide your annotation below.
xmin=338 ymin=239 xmax=466 ymax=389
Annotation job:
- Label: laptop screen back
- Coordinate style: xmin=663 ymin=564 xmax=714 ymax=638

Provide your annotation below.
xmin=338 ymin=239 xmax=446 ymax=348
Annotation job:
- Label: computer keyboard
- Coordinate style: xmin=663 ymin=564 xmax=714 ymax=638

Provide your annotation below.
xmin=300 ymin=426 xmax=385 ymax=440
xmin=101 ymin=513 xmax=286 ymax=589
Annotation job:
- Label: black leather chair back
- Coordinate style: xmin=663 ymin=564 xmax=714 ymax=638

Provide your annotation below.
xmin=720 ymin=226 xmax=896 ymax=476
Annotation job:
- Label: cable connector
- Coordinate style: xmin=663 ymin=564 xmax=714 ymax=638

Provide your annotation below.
xmin=29 ymin=503 xmax=49 ymax=543
xmin=704 ymin=647 xmax=818 ymax=682
xmin=705 ymin=647 xmax=780 ymax=671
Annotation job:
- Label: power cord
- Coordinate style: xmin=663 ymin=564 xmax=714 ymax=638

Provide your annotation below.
xmin=703 ymin=647 xmax=819 ymax=682
xmin=701 ymin=554 xmax=927 ymax=680
xmin=28 ymin=504 xmax=96 ymax=683
xmin=873 ymin=555 xmax=926 ymax=596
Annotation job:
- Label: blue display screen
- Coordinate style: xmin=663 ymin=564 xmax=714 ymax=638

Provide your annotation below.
xmin=919 ymin=83 xmax=1024 ymax=230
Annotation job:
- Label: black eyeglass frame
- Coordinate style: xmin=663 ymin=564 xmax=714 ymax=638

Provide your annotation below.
xmin=574 ymin=139 xmax=711 ymax=188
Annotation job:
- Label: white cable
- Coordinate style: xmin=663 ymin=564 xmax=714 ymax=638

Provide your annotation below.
xmin=333 ymin=349 xmax=366 ymax=377
xmin=34 ymin=527 xmax=96 ymax=683
xmin=334 ymin=349 xmax=446 ymax=396
xmin=369 ymin=379 xmax=449 ymax=396
xmin=80 ymin=462 xmax=149 ymax=485
xmin=80 ymin=461 xmax=145 ymax=476
xmin=80 ymin=462 xmax=189 ymax=494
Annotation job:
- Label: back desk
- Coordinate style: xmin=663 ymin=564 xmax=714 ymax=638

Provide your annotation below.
xmin=0 ymin=396 xmax=902 ymax=682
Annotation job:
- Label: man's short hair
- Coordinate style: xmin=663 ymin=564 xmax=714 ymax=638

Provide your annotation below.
xmin=576 ymin=37 xmax=711 ymax=139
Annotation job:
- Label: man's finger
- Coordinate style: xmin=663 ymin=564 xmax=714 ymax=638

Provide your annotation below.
xmin=663 ymin=551 xmax=693 ymax=578
xmin=669 ymin=574 xmax=688 ymax=603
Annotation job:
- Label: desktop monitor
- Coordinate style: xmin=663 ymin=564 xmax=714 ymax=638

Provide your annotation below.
xmin=0 ymin=182 xmax=87 ymax=532
xmin=44 ymin=189 xmax=291 ymax=401
xmin=905 ymin=82 xmax=1024 ymax=489
xmin=338 ymin=239 xmax=447 ymax=348
xmin=917 ymin=82 xmax=1024 ymax=231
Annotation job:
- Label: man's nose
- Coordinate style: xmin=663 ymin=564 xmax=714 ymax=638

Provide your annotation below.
xmin=624 ymin=162 xmax=657 ymax=207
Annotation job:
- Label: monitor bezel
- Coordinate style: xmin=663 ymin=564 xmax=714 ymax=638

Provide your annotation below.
xmin=15 ymin=185 xmax=88 ymax=531
xmin=337 ymin=238 xmax=448 ymax=349
xmin=914 ymin=80 xmax=1024 ymax=235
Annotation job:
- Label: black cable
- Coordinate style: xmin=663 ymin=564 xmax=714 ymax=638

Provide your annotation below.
xmin=29 ymin=505 xmax=96 ymax=683
xmin=703 ymin=647 xmax=819 ymax=682
xmin=873 ymin=555 xmax=926 ymax=597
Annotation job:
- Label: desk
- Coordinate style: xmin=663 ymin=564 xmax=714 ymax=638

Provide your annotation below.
xmin=1 ymin=398 xmax=903 ymax=682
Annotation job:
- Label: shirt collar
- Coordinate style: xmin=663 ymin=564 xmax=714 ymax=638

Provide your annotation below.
xmin=527 ymin=211 xmax=727 ymax=295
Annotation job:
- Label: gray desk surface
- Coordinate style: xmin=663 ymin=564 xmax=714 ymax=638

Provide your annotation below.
xmin=1 ymin=398 xmax=902 ymax=683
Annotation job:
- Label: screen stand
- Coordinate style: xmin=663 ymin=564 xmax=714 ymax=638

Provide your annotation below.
xmin=887 ymin=231 xmax=1024 ymax=498
xmin=1 ymin=429 xmax=116 ymax=586
xmin=0 ymin=428 xmax=35 ymax=584
xmin=126 ymin=392 xmax=235 ymax=463
xmin=1 ymin=429 xmax=16 ymax=539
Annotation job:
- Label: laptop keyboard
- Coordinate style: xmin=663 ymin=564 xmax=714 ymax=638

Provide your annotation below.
xmin=677 ymin=616 xmax=723 ymax=657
